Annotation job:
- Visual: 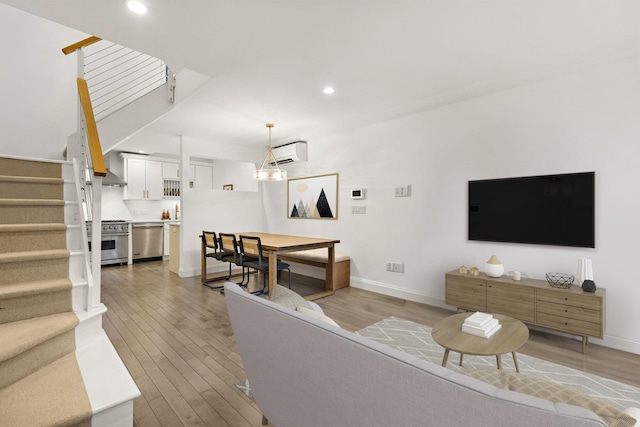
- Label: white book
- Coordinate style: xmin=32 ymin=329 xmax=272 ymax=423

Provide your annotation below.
xmin=484 ymin=323 xmax=502 ymax=338
xmin=462 ymin=322 xmax=502 ymax=338
xmin=463 ymin=318 xmax=499 ymax=333
xmin=465 ymin=318 xmax=499 ymax=333
xmin=464 ymin=312 xmax=493 ymax=328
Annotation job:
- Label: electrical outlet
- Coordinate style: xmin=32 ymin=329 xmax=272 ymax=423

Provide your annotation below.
xmin=351 ymin=205 xmax=366 ymax=214
xmin=386 ymin=262 xmax=405 ymax=273
xmin=395 ymin=185 xmax=411 ymax=197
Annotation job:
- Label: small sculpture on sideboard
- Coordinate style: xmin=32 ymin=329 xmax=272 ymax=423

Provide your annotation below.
xmin=582 ymin=279 xmax=597 ymax=293
xmin=485 ymin=255 xmax=504 ymax=278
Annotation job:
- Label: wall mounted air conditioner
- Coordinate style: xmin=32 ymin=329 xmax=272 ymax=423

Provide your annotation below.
xmin=270 ymin=141 xmax=308 ymax=165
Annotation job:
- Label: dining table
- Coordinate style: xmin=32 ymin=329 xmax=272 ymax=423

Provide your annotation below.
xmin=237 ymin=232 xmax=340 ymax=300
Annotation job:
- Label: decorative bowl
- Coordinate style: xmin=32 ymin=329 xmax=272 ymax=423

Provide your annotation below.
xmin=545 ymin=272 xmax=574 ymax=289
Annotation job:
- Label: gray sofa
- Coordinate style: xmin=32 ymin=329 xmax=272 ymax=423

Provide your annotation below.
xmin=224 ymin=282 xmax=611 ymax=427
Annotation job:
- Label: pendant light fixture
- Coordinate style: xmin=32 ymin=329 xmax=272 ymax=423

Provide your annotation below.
xmin=254 ymin=123 xmax=287 ymax=181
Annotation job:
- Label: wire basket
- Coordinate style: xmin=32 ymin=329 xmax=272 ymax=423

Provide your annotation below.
xmin=545 ymin=272 xmax=574 ymax=289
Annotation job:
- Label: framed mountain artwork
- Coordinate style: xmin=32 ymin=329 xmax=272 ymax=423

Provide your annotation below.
xmin=287 ymin=173 xmax=338 ymax=219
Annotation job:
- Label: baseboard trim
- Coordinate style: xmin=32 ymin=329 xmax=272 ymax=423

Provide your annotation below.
xmin=349 ymin=277 xmax=447 ymax=309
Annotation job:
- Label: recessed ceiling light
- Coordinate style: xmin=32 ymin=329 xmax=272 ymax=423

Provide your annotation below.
xmin=138 ymin=150 xmax=146 ymax=154
xmin=323 ymin=87 xmax=335 ymax=95
xmin=127 ymin=1 xmax=147 ymax=14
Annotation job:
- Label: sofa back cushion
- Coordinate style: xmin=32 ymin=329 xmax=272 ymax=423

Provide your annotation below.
xmin=224 ymin=282 xmax=606 ymax=427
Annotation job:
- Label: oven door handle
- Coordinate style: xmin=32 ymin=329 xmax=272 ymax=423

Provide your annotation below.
xmin=96 ymin=233 xmax=130 ymax=238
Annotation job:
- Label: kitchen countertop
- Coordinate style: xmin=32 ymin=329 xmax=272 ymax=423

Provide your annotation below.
xmin=130 ymin=220 xmax=181 ymax=224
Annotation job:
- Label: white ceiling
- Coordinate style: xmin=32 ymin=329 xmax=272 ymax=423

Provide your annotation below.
xmin=3 ymin=1 xmax=639 ymax=150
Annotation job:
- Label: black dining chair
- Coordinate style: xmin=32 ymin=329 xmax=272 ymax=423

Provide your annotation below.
xmin=219 ymin=233 xmax=250 ymax=286
xmin=239 ymin=235 xmax=292 ymax=295
xmin=201 ymin=231 xmax=224 ymax=288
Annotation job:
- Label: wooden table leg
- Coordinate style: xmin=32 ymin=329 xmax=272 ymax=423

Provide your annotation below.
xmin=268 ymin=251 xmax=277 ymax=300
xmin=512 ymin=352 xmax=520 ymax=373
xmin=326 ymin=244 xmax=335 ymax=292
xmin=441 ymin=349 xmax=450 ymax=367
xmin=496 ymin=355 xmax=502 ymax=370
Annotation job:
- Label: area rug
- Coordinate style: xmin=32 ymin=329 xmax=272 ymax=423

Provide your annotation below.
xmin=356 ymin=316 xmax=640 ymax=410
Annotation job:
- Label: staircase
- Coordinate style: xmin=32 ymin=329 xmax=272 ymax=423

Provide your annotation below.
xmin=0 ymin=156 xmax=139 ymax=426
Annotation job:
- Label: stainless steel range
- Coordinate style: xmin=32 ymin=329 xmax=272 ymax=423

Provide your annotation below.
xmin=86 ymin=220 xmax=130 ymax=266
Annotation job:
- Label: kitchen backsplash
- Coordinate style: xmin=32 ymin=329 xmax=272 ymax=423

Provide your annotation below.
xmin=102 ymin=186 xmax=180 ymax=221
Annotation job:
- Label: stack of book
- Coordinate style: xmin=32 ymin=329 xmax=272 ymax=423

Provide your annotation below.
xmin=462 ymin=312 xmax=502 ymax=338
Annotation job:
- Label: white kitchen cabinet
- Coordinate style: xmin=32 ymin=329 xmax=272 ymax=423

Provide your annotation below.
xmin=123 ymin=156 xmax=163 ymax=200
xmin=162 ymin=161 xmax=180 ymax=179
xmin=193 ymin=165 xmax=213 ymax=190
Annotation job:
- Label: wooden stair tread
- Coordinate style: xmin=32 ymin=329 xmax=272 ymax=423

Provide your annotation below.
xmin=0 ymin=223 xmax=67 ymax=233
xmin=0 ymin=158 xmax=62 ymax=179
xmin=0 ymin=352 xmax=92 ymax=427
xmin=0 ymin=249 xmax=69 ymax=264
xmin=0 ymin=199 xmax=65 ymax=206
xmin=0 ymin=175 xmax=63 ymax=185
xmin=0 ymin=312 xmax=79 ymax=363
xmin=0 ymin=278 xmax=71 ymax=300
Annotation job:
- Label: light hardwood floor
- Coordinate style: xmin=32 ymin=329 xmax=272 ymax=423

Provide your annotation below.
xmin=101 ymin=260 xmax=640 ymax=427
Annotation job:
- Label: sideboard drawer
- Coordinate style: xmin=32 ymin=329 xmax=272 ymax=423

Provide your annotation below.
xmin=537 ymin=300 xmax=601 ymax=324
xmin=537 ymin=311 xmax=603 ymax=338
xmin=536 ymin=288 xmax=602 ymax=311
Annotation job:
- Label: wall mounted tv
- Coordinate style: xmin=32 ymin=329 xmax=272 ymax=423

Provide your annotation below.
xmin=468 ymin=172 xmax=595 ymax=248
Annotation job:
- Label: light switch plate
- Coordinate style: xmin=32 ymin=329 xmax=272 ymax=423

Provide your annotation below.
xmin=351 ymin=205 xmax=366 ymax=214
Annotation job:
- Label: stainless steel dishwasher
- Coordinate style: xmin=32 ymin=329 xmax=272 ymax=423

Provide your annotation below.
xmin=132 ymin=222 xmax=164 ymax=261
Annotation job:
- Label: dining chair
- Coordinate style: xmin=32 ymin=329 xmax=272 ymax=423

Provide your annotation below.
xmin=201 ymin=231 xmax=223 ymax=287
xmin=219 ymin=233 xmax=250 ymax=286
xmin=239 ymin=235 xmax=292 ymax=295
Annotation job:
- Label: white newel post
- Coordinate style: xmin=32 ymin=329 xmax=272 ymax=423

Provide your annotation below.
xmin=91 ymin=177 xmax=102 ymax=308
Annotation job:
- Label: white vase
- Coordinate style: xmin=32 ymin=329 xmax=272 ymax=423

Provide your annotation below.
xmin=485 ymin=255 xmax=504 ymax=278
xmin=577 ymin=258 xmax=593 ymax=285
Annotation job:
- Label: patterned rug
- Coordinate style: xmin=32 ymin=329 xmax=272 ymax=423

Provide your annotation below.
xmin=357 ymin=316 xmax=640 ymax=410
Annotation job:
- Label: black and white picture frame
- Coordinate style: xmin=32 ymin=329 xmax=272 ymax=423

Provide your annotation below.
xmin=287 ymin=173 xmax=338 ymax=219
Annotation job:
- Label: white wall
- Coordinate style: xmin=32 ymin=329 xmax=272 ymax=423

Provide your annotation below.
xmin=0 ymin=3 xmax=87 ymax=159
xmin=178 ymin=135 xmax=263 ymax=277
xmin=262 ymin=55 xmax=640 ymax=354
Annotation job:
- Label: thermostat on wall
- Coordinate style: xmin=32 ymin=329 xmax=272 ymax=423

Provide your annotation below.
xmin=351 ymin=188 xmax=366 ymax=199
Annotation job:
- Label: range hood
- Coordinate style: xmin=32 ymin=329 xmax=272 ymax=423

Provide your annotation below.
xmin=87 ymin=169 xmax=127 ymax=186
xmin=102 ymin=169 xmax=127 ymax=186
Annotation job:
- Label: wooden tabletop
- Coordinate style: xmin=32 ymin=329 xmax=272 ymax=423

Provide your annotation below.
xmin=237 ymin=232 xmax=340 ymax=253
xmin=432 ymin=313 xmax=529 ymax=357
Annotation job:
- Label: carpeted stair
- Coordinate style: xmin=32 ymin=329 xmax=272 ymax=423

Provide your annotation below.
xmin=0 ymin=157 xmax=92 ymax=426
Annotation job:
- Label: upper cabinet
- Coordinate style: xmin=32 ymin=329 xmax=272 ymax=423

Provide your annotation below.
xmin=190 ymin=157 xmax=258 ymax=192
xmin=189 ymin=163 xmax=213 ymax=190
xmin=162 ymin=161 xmax=180 ymax=179
xmin=120 ymin=153 xmax=258 ymax=198
xmin=121 ymin=154 xmax=163 ymax=200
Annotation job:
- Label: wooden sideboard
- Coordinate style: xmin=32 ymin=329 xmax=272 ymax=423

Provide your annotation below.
xmin=445 ymin=270 xmax=606 ymax=353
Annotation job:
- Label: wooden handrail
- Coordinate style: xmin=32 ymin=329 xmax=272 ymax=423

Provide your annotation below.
xmin=62 ymin=36 xmax=102 ymax=55
xmin=76 ymin=78 xmax=106 ymax=177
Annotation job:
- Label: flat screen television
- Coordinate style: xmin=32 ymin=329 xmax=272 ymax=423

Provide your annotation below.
xmin=468 ymin=172 xmax=595 ymax=248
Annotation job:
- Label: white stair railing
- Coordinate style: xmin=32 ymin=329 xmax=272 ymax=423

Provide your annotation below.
xmin=62 ymin=36 xmax=176 ymax=309
xmin=83 ymin=41 xmax=175 ymax=121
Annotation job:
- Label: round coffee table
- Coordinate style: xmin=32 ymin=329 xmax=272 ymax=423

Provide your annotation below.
xmin=431 ymin=312 xmax=529 ymax=372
